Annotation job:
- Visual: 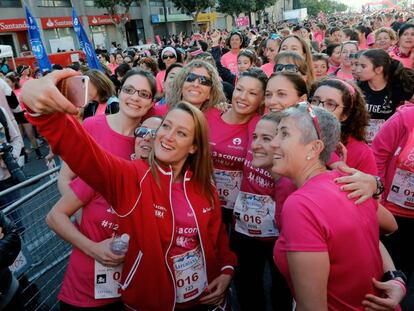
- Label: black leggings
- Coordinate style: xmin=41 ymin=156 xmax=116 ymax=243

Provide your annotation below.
xmin=381 ymin=216 xmax=414 ymax=311
xmin=232 ymin=232 xmax=293 ymax=311
xmin=60 ymin=301 xmax=125 ymax=311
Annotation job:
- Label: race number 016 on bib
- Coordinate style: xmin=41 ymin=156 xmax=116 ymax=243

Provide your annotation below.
xmin=233 ymin=191 xmax=278 ymax=237
xmin=172 ymin=246 xmax=207 ymax=303
xmin=214 ymin=169 xmax=242 ymax=210
xmin=94 ymin=261 xmax=123 ymax=299
xmin=388 ymin=168 xmax=414 ymax=209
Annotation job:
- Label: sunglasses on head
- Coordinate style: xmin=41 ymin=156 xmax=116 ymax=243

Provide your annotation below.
xmin=162 ymin=54 xmax=176 ymax=60
xmin=185 ymin=72 xmax=213 ymax=86
xmin=274 ymin=63 xmax=299 ymax=73
xmin=134 ymin=126 xmax=156 ymax=139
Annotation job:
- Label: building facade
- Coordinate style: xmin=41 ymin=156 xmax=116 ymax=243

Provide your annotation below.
xmin=0 ymin=0 xmax=193 ymax=56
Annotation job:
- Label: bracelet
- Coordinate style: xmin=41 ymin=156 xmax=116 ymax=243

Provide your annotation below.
xmin=26 ymin=111 xmax=42 ymax=117
xmin=390 ymin=279 xmax=407 ymax=295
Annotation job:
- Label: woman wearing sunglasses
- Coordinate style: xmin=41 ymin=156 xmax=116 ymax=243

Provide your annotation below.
xmin=46 ymin=69 xmax=157 ymax=310
xmin=156 ymin=47 xmax=180 ymax=93
xmin=23 ymin=70 xmax=237 ymax=310
xmin=163 ymin=60 xmax=226 ymax=114
xmin=274 ymin=52 xmax=315 ymax=88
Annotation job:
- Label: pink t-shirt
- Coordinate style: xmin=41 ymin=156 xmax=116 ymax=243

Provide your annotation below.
xmin=327 ymin=65 xmax=339 ymax=74
xmin=261 ymin=63 xmax=274 ymax=78
xmin=156 ymin=70 xmax=166 ymax=94
xmin=58 ymin=115 xmax=135 ymax=307
xmin=389 ymin=51 xmax=412 ymax=68
xmin=108 ymin=63 xmax=118 ymax=75
xmin=274 ymin=170 xmax=382 ymax=311
xmin=346 ymin=136 xmax=378 ymax=175
xmin=221 ymin=51 xmax=239 ymax=74
xmin=335 ymin=69 xmax=354 ymax=81
xmin=233 ymin=117 xmax=281 ymax=238
xmin=206 ymin=108 xmax=258 ymax=210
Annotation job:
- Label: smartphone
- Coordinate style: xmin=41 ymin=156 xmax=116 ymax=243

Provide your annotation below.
xmin=57 ymin=76 xmax=89 ymax=108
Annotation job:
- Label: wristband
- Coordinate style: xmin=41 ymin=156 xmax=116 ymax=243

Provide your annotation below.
xmin=390 ymin=279 xmax=407 ymax=295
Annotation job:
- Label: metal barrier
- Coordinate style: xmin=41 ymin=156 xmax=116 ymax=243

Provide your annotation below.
xmin=1 ymin=167 xmax=71 ymax=311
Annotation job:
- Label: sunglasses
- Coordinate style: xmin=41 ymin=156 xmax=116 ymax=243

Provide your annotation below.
xmin=134 ymin=126 xmax=156 ymax=139
xmin=274 ymin=63 xmax=299 ymax=73
xmin=162 ymin=54 xmax=176 ymax=60
xmin=185 ymin=72 xmax=213 ymax=86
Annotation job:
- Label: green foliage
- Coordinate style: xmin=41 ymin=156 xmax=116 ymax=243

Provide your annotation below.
xmin=299 ymin=0 xmax=347 ymax=16
xmin=217 ymin=0 xmax=252 ymax=16
xmin=94 ymin=0 xmax=138 ymax=17
xmin=171 ymin=0 xmax=216 ymax=16
xmin=253 ymin=0 xmax=275 ymax=12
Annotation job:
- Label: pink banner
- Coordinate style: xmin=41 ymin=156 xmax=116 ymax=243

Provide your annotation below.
xmin=236 ymin=16 xmax=249 ymax=27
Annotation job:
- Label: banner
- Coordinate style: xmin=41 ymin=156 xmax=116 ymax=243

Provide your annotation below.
xmin=72 ymin=8 xmax=102 ymax=70
xmin=24 ymin=7 xmax=52 ymax=72
xmin=235 ymin=16 xmax=249 ymax=28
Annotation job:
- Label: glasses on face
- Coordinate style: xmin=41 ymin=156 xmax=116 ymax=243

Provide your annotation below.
xmin=274 ymin=63 xmax=299 ymax=73
xmin=305 ymin=103 xmax=322 ymax=140
xmin=310 ymin=97 xmax=343 ymax=112
xmin=134 ymin=126 xmax=156 ymax=139
xmin=121 ymin=85 xmax=152 ymax=100
xmin=185 ymin=72 xmax=213 ymax=87
xmin=162 ymin=54 xmax=176 ymax=60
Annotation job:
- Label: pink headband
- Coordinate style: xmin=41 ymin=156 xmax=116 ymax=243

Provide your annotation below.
xmin=335 ymin=79 xmax=356 ymax=97
xmin=189 ymin=49 xmax=203 ymax=57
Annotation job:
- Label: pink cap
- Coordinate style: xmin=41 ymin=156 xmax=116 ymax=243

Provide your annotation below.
xmin=367 ymin=33 xmax=375 ymax=46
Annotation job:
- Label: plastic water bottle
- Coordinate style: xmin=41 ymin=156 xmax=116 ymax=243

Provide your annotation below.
xmin=110 ymin=234 xmax=130 ymax=255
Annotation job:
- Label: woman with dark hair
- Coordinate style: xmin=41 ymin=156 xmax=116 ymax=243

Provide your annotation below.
xmin=356 ymin=48 xmax=414 ymax=143
xmin=221 ymin=31 xmax=245 ymax=74
xmin=389 ymin=23 xmax=414 ymax=68
xmin=310 ymin=78 xmax=376 ymax=174
xmin=312 ymin=53 xmax=329 ymax=80
xmin=22 ymin=70 xmax=237 ymax=310
xmin=156 ymin=46 xmax=180 ymax=93
xmin=138 ymin=57 xmax=159 ymax=76
xmin=326 ymin=43 xmax=341 ymax=74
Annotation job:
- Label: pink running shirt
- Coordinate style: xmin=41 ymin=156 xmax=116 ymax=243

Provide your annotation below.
xmin=221 ymin=51 xmax=239 ymax=74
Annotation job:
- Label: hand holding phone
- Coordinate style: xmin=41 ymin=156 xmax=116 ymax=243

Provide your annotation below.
xmin=57 ymin=76 xmax=89 ymax=108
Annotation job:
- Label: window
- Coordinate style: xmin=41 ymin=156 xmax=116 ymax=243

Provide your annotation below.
xmin=84 ymin=0 xmax=94 ymax=6
xmin=0 ymin=0 xmax=21 ymax=7
xmin=38 ymin=0 xmax=71 ymax=7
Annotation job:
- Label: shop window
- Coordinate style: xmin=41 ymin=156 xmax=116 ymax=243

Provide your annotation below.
xmin=0 ymin=0 xmax=21 ymax=6
xmin=38 ymin=0 xmax=71 ymax=7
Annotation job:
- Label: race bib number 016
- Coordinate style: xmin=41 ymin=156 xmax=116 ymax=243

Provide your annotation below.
xmin=214 ymin=169 xmax=242 ymax=210
xmin=233 ymin=191 xmax=278 ymax=237
xmin=172 ymin=247 xmax=207 ymax=303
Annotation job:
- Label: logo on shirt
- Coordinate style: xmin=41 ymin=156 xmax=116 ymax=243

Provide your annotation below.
xmin=233 ymin=137 xmax=242 ymax=146
xmin=202 ymin=206 xmax=212 ymax=214
xmin=154 ymin=203 xmax=167 ymax=219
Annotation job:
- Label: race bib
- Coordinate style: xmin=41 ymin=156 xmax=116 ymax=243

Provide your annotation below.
xmin=94 ymin=261 xmax=123 ymax=299
xmin=172 ymin=246 xmax=207 ymax=303
xmin=233 ymin=191 xmax=278 ymax=237
xmin=366 ymin=119 xmax=385 ymax=145
xmin=387 ymin=168 xmax=414 ymax=210
xmin=214 ymin=169 xmax=242 ymax=210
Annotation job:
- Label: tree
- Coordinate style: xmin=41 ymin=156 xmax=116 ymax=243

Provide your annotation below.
xmin=94 ymin=0 xmax=141 ymax=48
xmin=217 ymin=0 xmax=254 ymax=24
xmin=171 ymin=0 xmax=216 ymax=22
xmin=300 ymin=0 xmax=347 ymax=16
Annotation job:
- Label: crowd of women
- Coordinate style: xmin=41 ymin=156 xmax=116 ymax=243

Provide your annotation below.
xmin=1 ymin=7 xmax=414 ymax=311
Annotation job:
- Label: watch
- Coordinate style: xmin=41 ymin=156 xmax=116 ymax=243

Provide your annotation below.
xmin=382 ymin=270 xmax=407 ymax=284
xmin=373 ymin=176 xmax=384 ymax=199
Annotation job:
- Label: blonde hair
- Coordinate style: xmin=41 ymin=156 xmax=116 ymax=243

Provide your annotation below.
xmin=374 ymin=27 xmax=397 ymax=42
xmin=148 ymin=101 xmax=216 ymax=205
xmin=166 ymin=60 xmax=226 ymax=112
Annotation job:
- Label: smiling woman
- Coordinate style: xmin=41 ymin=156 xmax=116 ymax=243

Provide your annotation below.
xmin=21 ymin=70 xmax=236 ymax=310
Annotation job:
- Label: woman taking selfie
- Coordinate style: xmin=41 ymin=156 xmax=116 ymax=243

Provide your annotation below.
xmin=22 ymin=69 xmax=236 ymax=311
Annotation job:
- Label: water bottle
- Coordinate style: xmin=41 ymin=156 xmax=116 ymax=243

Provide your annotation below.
xmin=110 ymin=233 xmax=130 ymax=255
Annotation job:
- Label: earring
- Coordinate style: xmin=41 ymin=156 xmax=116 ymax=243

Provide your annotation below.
xmin=306 ymin=156 xmax=311 ymax=160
